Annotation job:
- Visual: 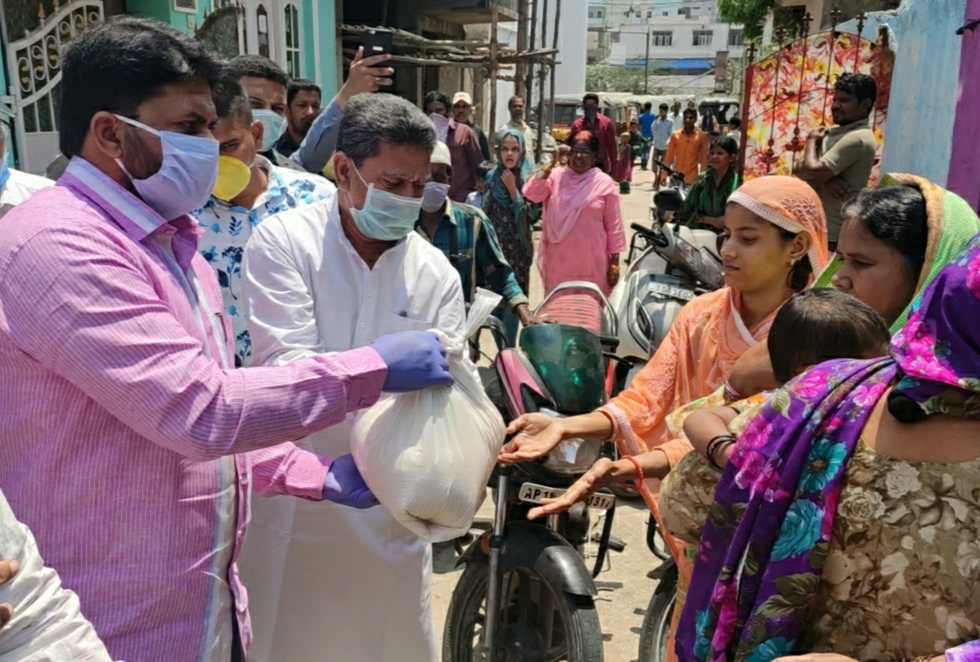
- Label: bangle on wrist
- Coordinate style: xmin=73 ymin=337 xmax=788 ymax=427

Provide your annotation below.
xmin=621 ymin=455 xmax=644 ymax=492
xmin=723 ymin=378 xmax=743 ymax=404
xmin=705 ymin=435 xmax=736 ymax=470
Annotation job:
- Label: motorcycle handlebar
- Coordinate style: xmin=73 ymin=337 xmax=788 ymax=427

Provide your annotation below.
xmin=631 ymin=222 xmax=659 ymax=238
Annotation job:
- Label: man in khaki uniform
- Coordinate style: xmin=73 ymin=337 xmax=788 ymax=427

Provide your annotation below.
xmin=797 ymin=73 xmax=878 ymax=250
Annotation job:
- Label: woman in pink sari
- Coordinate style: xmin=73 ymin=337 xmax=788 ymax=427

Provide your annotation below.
xmin=523 ymin=131 xmax=627 ymax=296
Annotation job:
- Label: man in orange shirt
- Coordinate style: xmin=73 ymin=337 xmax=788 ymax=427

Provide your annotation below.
xmin=664 ymin=108 xmax=709 ymax=187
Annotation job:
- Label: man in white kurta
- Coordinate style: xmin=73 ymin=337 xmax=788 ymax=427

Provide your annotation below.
xmin=238 ymin=93 xmax=464 ymax=662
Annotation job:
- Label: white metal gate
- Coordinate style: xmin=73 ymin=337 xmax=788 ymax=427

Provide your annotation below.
xmin=6 ymin=0 xmax=103 ymax=175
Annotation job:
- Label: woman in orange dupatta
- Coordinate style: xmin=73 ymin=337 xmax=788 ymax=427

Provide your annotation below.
xmin=498 ymin=176 xmax=829 ymax=662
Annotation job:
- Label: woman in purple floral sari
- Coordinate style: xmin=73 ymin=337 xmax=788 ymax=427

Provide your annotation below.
xmin=675 ymin=236 xmax=980 ymax=662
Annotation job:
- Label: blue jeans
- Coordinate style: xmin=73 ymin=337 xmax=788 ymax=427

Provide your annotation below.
xmin=640 ymin=139 xmax=652 ymax=167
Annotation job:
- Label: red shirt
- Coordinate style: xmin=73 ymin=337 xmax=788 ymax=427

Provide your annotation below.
xmin=446 ymin=120 xmax=485 ymax=202
xmin=569 ymin=113 xmax=618 ymax=174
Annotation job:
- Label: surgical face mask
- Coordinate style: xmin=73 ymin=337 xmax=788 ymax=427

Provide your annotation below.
xmin=212 ymin=155 xmax=253 ymax=202
xmin=113 ymin=115 xmax=218 ymax=220
xmin=253 ymin=109 xmax=287 ymax=152
xmin=420 ymin=181 xmax=450 ymax=213
xmin=346 ymin=162 xmax=423 ymax=241
xmin=429 ymin=113 xmax=450 ymax=142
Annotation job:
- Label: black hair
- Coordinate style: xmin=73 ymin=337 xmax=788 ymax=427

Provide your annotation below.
xmin=508 ymin=95 xmax=524 ymax=107
xmin=287 ymin=78 xmax=321 ymax=106
xmin=840 ymin=186 xmax=928 ymax=283
xmin=834 ymin=73 xmax=878 ymax=106
xmin=583 ymin=93 xmax=600 ymax=105
xmin=228 ymin=54 xmax=289 ymax=88
xmin=682 ymin=108 xmax=698 ymax=119
xmin=337 ymin=93 xmax=436 ymax=167
xmin=711 ymin=135 xmax=738 ymax=155
xmin=424 ymin=90 xmax=452 ymax=115
xmin=643 ymin=102 xmax=653 ymax=111
xmin=569 ymin=131 xmax=601 ymax=155
xmin=728 ymin=117 xmax=741 ymax=129
xmin=476 ymin=161 xmax=492 ymax=179
xmin=59 ymin=16 xmax=224 ymax=158
xmin=777 ymin=227 xmax=815 ymax=293
xmin=212 ymin=73 xmax=252 ymax=125
xmin=768 ymin=289 xmax=890 ymax=383
xmin=659 ymin=103 xmax=669 ymax=111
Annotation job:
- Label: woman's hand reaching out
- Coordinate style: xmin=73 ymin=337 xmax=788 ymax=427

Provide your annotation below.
xmin=498 ymin=413 xmax=567 ymax=464
xmin=527 ymin=458 xmax=621 ymax=520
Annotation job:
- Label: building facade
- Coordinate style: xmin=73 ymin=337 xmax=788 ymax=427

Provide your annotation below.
xmin=0 ymin=0 xmax=336 ymax=174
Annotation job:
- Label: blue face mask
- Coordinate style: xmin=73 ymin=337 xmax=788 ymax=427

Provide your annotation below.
xmin=0 ymin=162 xmax=9 ymax=191
xmin=114 ymin=115 xmax=218 ymax=221
xmin=346 ymin=163 xmax=423 ymax=241
xmin=253 ymin=109 xmax=287 ymax=152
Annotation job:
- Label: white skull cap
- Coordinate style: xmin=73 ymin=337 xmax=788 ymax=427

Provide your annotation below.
xmin=431 ymin=141 xmax=452 ymax=166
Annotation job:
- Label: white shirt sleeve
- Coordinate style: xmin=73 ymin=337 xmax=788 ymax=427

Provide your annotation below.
xmin=243 ymin=214 xmax=327 ymax=366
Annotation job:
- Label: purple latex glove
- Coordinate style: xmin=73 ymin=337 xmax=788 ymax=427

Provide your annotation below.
xmin=370 ymin=330 xmax=454 ymax=393
xmin=322 ymin=454 xmax=377 ymax=509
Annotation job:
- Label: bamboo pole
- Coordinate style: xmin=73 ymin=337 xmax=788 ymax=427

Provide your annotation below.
xmin=516 ymin=0 xmax=527 ymax=98
xmin=536 ymin=0 xmax=549 ymax=162
xmin=548 ymin=0 xmax=561 ymax=130
xmin=490 ymin=0 xmax=499 ymax=145
xmin=525 ymin=0 xmax=538 ymax=120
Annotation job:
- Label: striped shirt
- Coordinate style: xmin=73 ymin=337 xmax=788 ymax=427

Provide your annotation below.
xmin=0 ymin=157 xmax=387 ymax=662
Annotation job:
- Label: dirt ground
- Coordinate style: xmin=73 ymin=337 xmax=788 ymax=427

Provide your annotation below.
xmin=431 ymin=166 xmax=670 ymax=661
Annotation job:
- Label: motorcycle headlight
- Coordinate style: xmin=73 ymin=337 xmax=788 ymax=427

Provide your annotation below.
xmin=542 ymin=437 xmax=604 ymax=475
xmin=697 ymin=247 xmax=725 ymax=288
xmin=674 ymin=235 xmax=702 ymax=274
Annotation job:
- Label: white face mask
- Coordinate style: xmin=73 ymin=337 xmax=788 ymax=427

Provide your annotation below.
xmin=420 ymin=181 xmax=450 ymax=213
xmin=346 ymin=162 xmax=423 ymax=241
xmin=253 ymin=109 xmax=287 ymax=152
xmin=113 ymin=115 xmax=219 ymax=220
xmin=429 ymin=113 xmax=450 ymax=142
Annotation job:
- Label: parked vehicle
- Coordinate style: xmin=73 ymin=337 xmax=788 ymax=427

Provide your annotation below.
xmin=444 ymin=283 xmax=623 ymax=662
xmin=608 ymin=164 xmax=724 ymax=390
xmin=638 ymin=517 xmax=677 ymax=662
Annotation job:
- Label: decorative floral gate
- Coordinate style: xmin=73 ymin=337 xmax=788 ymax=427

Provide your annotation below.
xmin=739 ymin=13 xmax=895 ymax=184
xmin=6 ymin=0 xmax=104 ymax=174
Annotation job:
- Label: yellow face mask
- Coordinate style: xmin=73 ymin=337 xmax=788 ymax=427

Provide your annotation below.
xmin=212 ymin=155 xmax=252 ymax=202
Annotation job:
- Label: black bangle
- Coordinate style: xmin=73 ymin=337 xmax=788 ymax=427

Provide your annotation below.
xmin=705 ymin=435 xmax=736 ymax=470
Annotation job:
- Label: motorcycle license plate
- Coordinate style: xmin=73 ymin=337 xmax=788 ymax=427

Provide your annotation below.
xmin=648 ymin=282 xmax=696 ymax=301
xmin=518 ymin=483 xmax=615 ymax=510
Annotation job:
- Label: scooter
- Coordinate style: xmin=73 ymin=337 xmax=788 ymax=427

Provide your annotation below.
xmin=608 ymin=161 xmax=725 ymax=391
xmin=444 ymin=283 xmax=622 ymax=662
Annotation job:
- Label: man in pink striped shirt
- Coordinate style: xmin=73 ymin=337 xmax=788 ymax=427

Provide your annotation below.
xmin=0 ymin=18 xmax=451 ymax=662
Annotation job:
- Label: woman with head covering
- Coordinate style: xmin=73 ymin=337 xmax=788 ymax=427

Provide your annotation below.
xmin=523 ymin=130 xmax=627 ymax=297
xmin=499 ymin=174 xmax=829 ymax=468
xmin=483 ymin=129 xmax=534 ymax=341
xmin=728 ymin=174 xmax=980 ymax=398
xmin=671 ymin=234 xmax=980 ymax=662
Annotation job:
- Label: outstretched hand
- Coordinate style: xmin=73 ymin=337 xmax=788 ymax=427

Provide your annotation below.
xmin=497 ymin=413 xmax=565 ymax=464
xmin=527 ymin=458 xmax=617 ymax=520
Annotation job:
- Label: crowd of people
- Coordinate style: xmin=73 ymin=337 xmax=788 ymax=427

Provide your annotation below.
xmin=0 ymin=13 xmax=978 ymax=662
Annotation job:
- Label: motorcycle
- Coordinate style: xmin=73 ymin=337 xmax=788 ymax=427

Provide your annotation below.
xmin=443 ymin=283 xmax=623 ymax=662
xmin=637 ymin=517 xmax=677 ymax=662
xmin=608 ymin=161 xmax=725 ymax=391
xmin=650 ymin=159 xmax=688 ymax=225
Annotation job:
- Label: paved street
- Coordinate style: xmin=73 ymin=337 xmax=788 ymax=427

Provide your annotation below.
xmin=432 ymin=166 xmax=669 ymax=661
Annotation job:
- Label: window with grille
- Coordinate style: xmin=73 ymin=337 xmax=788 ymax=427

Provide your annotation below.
xmin=693 ymin=29 xmax=713 ymax=46
xmin=650 ymin=31 xmax=672 ymax=47
xmin=728 ymin=29 xmax=744 ymax=46
xmin=284 ymin=4 xmax=301 ymax=77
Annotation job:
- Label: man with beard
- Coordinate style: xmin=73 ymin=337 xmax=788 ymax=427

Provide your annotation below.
xmin=275 ymin=78 xmax=322 ymax=158
xmin=797 ymin=73 xmax=878 ymax=250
